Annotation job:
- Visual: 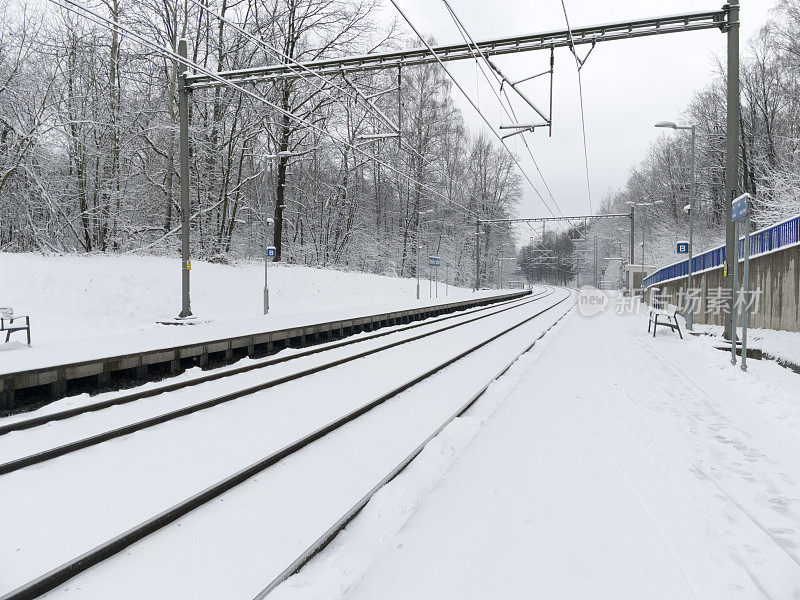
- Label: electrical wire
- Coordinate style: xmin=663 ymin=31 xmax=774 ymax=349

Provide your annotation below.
xmin=48 ymin=0 xmax=483 ymax=222
xmin=184 ymin=0 xmax=518 ymax=226
xmin=440 ymin=0 xmax=567 ymax=228
xmin=561 ymin=0 xmax=593 ymax=214
xmin=388 ymin=0 xmax=561 ymax=222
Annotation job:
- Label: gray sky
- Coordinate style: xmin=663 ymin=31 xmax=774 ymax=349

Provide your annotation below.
xmin=383 ymin=0 xmax=773 ymax=230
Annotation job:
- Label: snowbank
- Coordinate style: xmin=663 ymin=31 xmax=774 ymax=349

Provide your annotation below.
xmin=0 ymin=253 xmax=473 ymax=347
xmin=694 ymin=323 xmax=800 ymax=369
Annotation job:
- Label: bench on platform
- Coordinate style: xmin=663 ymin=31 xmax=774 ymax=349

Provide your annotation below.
xmin=1 ymin=308 xmax=31 ymax=345
xmin=647 ymin=289 xmax=682 ymax=339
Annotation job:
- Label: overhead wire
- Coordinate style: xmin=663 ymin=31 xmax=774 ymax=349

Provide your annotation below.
xmin=193 ymin=0 xmax=566 ymax=246
xmin=183 ymin=0 xmax=532 ymax=227
xmin=387 ymin=0 xmax=562 ymax=222
xmin=561 ymin=0 xmax=593 ymax=214
xmin=440 ymin=0 xmax=567 ymax=231
xmin=47 ymin=0 xmax=485 ymax=222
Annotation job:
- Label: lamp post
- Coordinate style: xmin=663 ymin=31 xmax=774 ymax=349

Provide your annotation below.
xmin=416 ymin=209 xmax=433 ymax=299
xmin=655 ymin=120 xmax=696 ymax=330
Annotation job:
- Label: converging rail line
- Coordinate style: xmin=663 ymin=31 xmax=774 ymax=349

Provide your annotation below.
xmin=0 ymin=290 xmax=553 ymax=476
xmin=0 ymin=288 xmax=572 ymax=600
xmin=0 ymin=290 xmax=546 ymax=435
xmin=0 ymin=291 xmax=530 ymax=410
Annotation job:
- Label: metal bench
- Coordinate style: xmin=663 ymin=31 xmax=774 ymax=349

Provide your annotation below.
xmin=1 ymin=308 xmax=31 ymax=345
xmin=647 ymin=290 xmax=682 ymax=339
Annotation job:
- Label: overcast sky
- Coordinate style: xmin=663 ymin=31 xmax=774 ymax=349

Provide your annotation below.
xmin=380 ymin=0 xmax=773 ymax=232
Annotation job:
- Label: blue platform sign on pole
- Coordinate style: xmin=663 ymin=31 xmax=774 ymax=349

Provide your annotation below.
xmin=428 ymin=256 xmax=441 ymax=267
xmin=676 ymin=241 xmax=690 ymax=254
xmin=732 ymin=194 xmax=748 ymax=221
xmin=266 ymin=246 xmax=276 ymax=257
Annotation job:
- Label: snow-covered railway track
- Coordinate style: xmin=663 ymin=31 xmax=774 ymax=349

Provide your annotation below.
xmin=0 ymin=289 xmax=552 ymax=476
xmin=0 ymin=291 xmax=547 ymax=436
xmin=1 ymin=288 xmax=572 ymax=600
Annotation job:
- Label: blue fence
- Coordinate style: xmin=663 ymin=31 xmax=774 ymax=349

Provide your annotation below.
xmin=643 ymin=214 xmax=800 ymax=288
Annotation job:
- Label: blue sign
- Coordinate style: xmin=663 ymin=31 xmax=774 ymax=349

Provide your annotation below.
xmin=676 ymin=241 xmax=690 ymax=254
xmin=428 ymin=256 xmax=441 ymax=267
xmin=266 ymin=246 xmax=276 ymax=257
xmin=732 ymin=195 xmax=748 ymax=221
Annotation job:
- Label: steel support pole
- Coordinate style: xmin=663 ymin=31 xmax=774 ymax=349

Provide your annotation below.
xmin=263 ymin=162 xmax=271 ymax=315
xmin=475 ymin=219 xmax=480 ymax=291
xmin=686 ymin=125 xmax=696 ymax=330
xmin=629 ymin=206 xmax=635 ymax=292
xmin=741 ymin=201 xmax=750 ymax=371
xmin=641 ymin=210 xmax=645 ymax=282
xmin=177 ymin=38 xmax=192 ymax=318
xmin=724 ymin=0 xmax=740 ymax=340
xmin=416 ymin=215 xmax=420 ymax=300
xmin=397 ymin=67 xmax=402 ymax=149
xmin=731 ymin=219 xmax=740 ymax=365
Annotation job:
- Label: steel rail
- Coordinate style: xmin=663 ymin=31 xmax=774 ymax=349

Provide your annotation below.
xmin=0 ymin=290 xmax=555 ymax=476
xmin=254 ymin=298 xmax=575 ymax=599
xmin=186 ymin=9 xmax=727 ymax=86
xmin=0 ymin=291 xmax=541 ymax=436
xmin=0 ymin=290 xmax=571 ymax=600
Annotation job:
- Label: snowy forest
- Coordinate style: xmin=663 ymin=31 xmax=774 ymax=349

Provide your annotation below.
xmin=4 ymin=0 xmax=800 ymax=290
xmin=522 ymin=0 xmax=800 ymax=288
xmin=0 ymin=0 xmax=520 ymax=287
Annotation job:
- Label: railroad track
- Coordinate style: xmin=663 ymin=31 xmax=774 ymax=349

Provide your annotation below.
xmin=0 ymin=289 xmax=553 ymax=475
xmin=0 ymin=289 xmax=548 ymax=436
xmin=0 ymin=287 xmax=572 ymax=600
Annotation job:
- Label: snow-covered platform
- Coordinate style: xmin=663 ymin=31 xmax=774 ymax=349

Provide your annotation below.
xmin=0 ymin=290 xmax=528 ymax=409
xmin=285 ymin=301 xmax=800 ymax=599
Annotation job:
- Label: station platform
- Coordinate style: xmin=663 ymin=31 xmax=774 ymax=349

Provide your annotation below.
xmin=285 ymin=302 xmax=800 ymax=599
xmin=0 ymin=290 xmax=528 ymax=409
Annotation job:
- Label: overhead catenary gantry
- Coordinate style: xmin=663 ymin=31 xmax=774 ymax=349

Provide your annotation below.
xmin=184 ymin=9 xmax=727 ymax=87
xmin=176 ymin=3 xmax=735 ymax=316
xmin=477 ymin=212 xmax=635 ymax=289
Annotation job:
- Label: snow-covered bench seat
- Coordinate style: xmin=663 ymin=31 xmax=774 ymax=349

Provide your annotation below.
xmin=647 ymin=303 xmax=682 ymax=339
xmin=1 ymin=308 xmax=30 ymax=345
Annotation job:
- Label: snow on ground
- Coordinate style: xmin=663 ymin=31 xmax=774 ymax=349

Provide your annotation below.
xmin=0 ymin=253 xmax=493 ymax=373
xmin=0 ymin=253 xmax=471 ymax=343
xmin=695 ymin=323 xmax=800 ymax=369
xmin=272 ymin=295 xmax=800 ymax=599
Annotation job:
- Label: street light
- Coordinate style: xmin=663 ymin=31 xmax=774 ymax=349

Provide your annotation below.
xmin=417 ymin=209 xmax=434 ymax=300
xmin=656 ymin=120 xmax=697 ymax=330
